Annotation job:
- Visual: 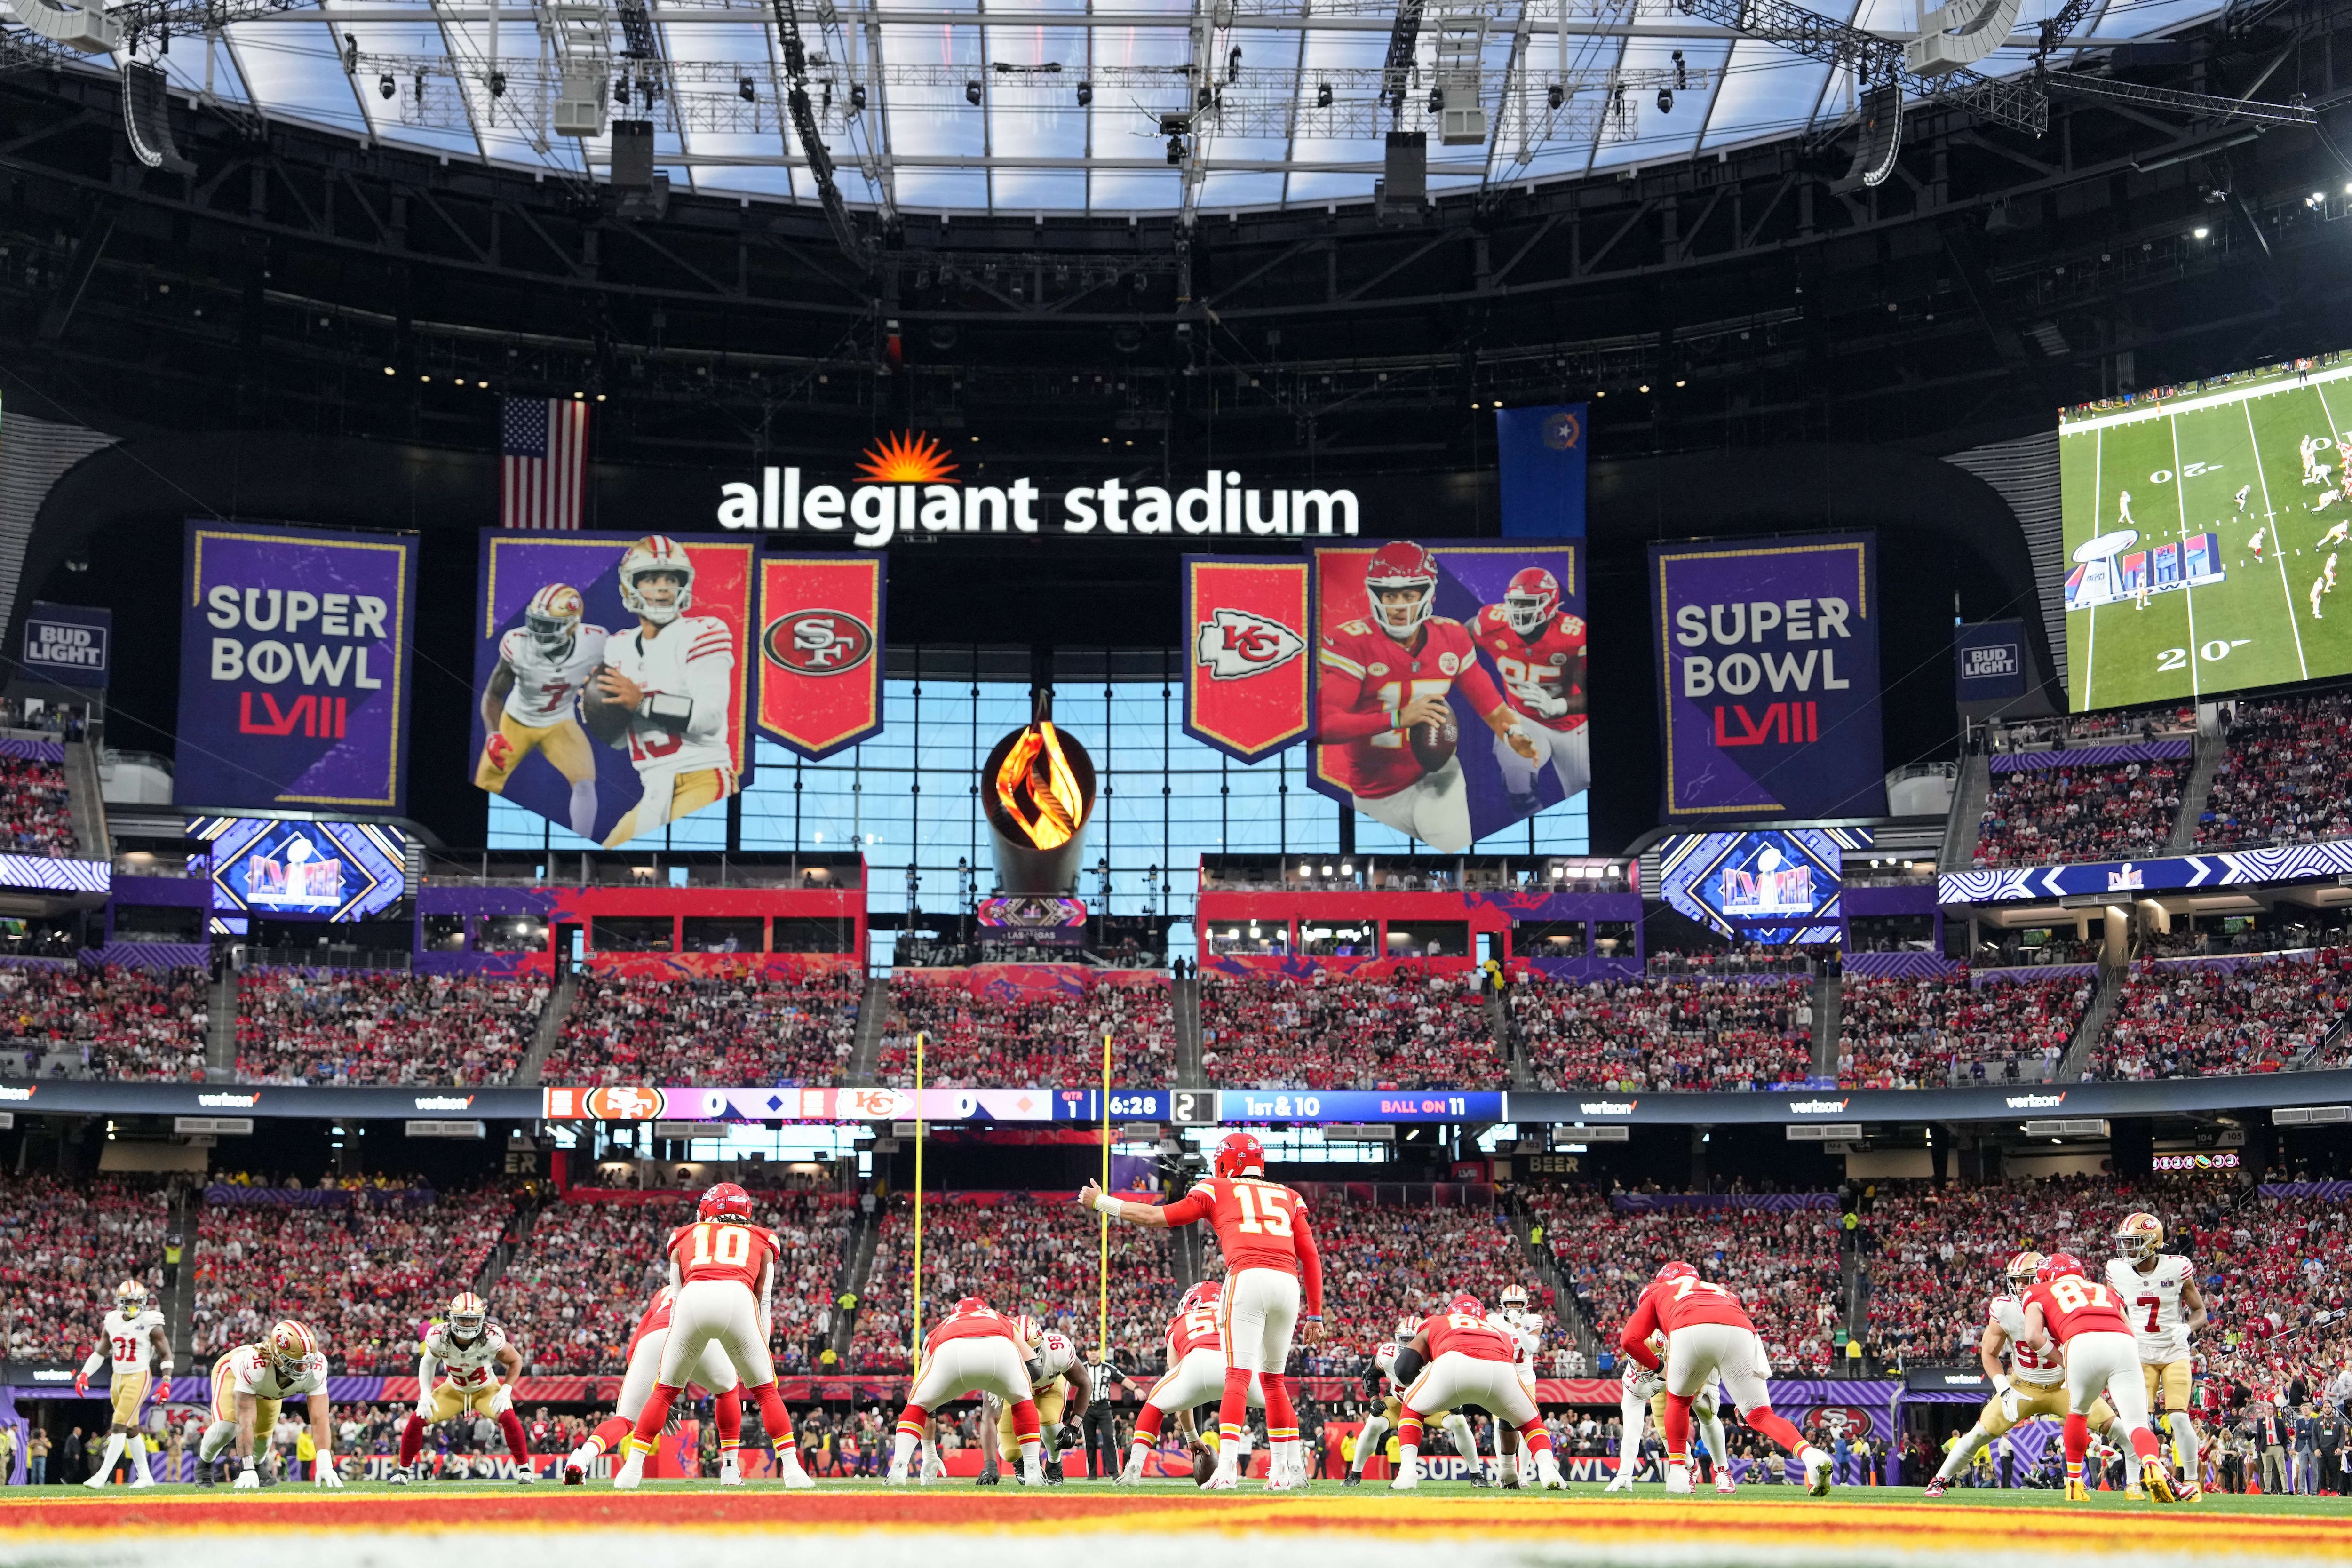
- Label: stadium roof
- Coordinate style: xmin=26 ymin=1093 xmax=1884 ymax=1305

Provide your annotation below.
xmin=8 ymin=0 xmax=2226 ymax=215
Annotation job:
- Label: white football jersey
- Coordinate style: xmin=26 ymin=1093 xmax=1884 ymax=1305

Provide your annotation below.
xmin=2104 ymin=1255 xmax=2194 ymax=1363
xmin=1989 ymin=1294 xmax=2064 ymax=1385
xmin=1489 ymin=1311 xmax=1541 ymax=1372
xmin=101 ymin=1309 xmax=166 ymax=1375
xmin=221 ymin=1343 xmax=329 ymax=1402
xmin=604 ymin=614 xmax=735 ymax=777
xmin=421 ymin=1319 xmax=512 ymax=1389
xmin=499 ymin=624 xmax=610 ymax=726
xmin=1027 ymin=1329 xmax=1079 ymax=1382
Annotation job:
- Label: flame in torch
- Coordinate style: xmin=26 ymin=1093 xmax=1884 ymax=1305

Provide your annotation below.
xmin=993 ymin=719 xmax=1086 ymax=850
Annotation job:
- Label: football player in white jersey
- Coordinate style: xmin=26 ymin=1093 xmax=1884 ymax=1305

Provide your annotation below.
xmin=589 ymin=537 xmax=739 ymax=849
xmin=76 ymin=1280 xmax=169 ymax=1488
xmin=2105 ymin=1212 xmax=2208 ymax=1499
xmin=1485 ymin=1285 xmax=1547 ymax=1489
xmin=391 ymin=1293 xmax=538 ymax=1483
xmin=198 ymin=1320 xmax=340 ymax=1489
xmin=1342 ymin=1314 xmax=1482 ymax=1486
xmin=477 ymin=583 xmax=608 ymax=839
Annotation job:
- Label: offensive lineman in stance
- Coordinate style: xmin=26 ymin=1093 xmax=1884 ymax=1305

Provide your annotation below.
xmin=1084 ymin=1132 xmax=1325 ymax=1490
xmin=1387 ymin=1296 xmax=1564 ymax=1491
xmin=891 ymin=1298 xmax=1049 ymax=1486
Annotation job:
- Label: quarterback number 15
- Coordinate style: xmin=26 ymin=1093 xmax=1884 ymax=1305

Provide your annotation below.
xmin=1369 ymin=679 xmax=1450 ymax=749
xmin=1233 ymin=1186 xmax=1294 ymax=1237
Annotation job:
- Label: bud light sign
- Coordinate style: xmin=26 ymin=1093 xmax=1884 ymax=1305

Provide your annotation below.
xmin=1954 ymin=619 xmax=2028 ymax=703
xmin=1651 ymin=534 xmax=1884 ymax=821
xmin=20 ymin=602 xmax=110 ymax=686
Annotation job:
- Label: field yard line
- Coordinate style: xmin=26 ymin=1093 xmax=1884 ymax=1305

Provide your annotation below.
xmin=2243 ymin=398 xmax=2309 ymax=680
xmin=2168 ymin=413 xmax=2200 ymax=697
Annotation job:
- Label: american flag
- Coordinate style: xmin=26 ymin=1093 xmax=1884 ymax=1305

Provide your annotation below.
xmin=501 ymin=397 xmax=590 ymax=529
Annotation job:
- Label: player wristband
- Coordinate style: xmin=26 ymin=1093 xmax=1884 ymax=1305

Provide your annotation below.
xmin=1091 ymin=1192 xmax=1120 ymax=1216
xmin=240 ymin=1457 xmax=256 ymax=1473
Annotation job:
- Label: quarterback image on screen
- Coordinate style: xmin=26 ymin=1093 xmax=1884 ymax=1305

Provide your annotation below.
xmin=1470 ymin=565 xmax=1589 ymax=813
xmin=476 ymin=583 xmax=608 ymax=840
xmin=1318 ymin=541 xmax=1539 ymax=852
xmin=586 ymin=535 xmax=740 ymax=848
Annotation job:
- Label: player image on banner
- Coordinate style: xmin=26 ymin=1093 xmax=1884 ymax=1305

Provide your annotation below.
xmin=1311 ymin=541 xmax=1585 ymax=852
xmin=473 ymin=533 xmax=753 ymax=848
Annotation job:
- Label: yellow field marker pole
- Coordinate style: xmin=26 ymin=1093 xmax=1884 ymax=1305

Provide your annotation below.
xmin=1097 ymin=1027 xmax=1113 ymax=1359
xmin=912 ymin=1029 xmax=926 ymax=1361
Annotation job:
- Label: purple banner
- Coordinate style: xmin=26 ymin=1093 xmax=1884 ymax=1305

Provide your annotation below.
xmin=202 ymin=1184 xmax=437 ymax=1207
xmin=79 ymin=943 xmax=207 ymax=970
xmin=1973 ymin=963 xmax=2096 ymax=987
xmin=1610 ymin=1192 xmax=1836 ymax=1212
xmin=1651 ymin=533 xmax=1883 ymax=821
xmin=1989 ymin=740 xmax=2191 ymax=772
xmin=177 ymin=522 xmax=417 ymax=812
xmin=0 ymin=740 xmax=63 ymax=763
xmin=1841 ymin=951 xmax=1962 ymax=979
xmin=2260 ymin=1181 xmax=2352 ymax=1200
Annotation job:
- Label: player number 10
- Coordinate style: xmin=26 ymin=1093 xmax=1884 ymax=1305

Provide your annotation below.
xmin=690 ymin=1222 xmax=754 ymax=1267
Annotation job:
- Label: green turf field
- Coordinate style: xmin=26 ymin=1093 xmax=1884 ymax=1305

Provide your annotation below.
xmin=2060 ymin=358 xmax=2352 ymax=711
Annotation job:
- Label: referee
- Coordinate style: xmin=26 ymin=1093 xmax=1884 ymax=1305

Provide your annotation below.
xmin=1079 ymin=1353 xmax=1128 ymax=1480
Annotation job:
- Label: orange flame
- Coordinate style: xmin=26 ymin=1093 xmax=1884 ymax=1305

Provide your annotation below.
xmin=856 ymin=430 xmax=961 ymax=485
xmin=993 ymin=721 xmax=1086 ymax=850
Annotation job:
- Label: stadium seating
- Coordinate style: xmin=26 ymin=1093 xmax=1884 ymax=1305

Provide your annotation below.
xmin=1836 ymin=972 xmax=2090 ymax=1088
xmin=0 ymin=1174 xmax=175 ymax=1363
xmin=0 ymin=754 xmax=78 ymax=856
xmin=1281 ymin=1195 xmax=1537 ymax=1376
xmin=0 ymin=963 xmax=209 ymax=1081
xmin=236 ymin=970 xmax=548 ymax=1085
xmin=1508 ymin=976 xmax=1814 ymax=1092
xmin=876 ymin=978 xmax=1172 ymax=1088
xmin=2087 ymin=951 xmax=2352 ymax=1080
xmin=1972 ymin=757 xmax=2184 ymax=868
xmin=1197 ymin=970 xmax=1502 ymax=1090
xmin=498 ymin=1186 xmax=853 ymax=1377
xmin=191 ymin=1185 xmax=516 ymax=1371
xmin=543 ymin=967 xmax=861 ymax=1087
xmin=2197 ymin=691 xmax=2352 ymax=848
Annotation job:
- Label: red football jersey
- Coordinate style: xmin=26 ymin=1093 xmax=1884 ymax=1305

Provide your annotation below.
xmin=1418 ymin=1311 xmax=1521 ymax=1364
xmin=1315 ymin=616 xmax=1506 ymax=800
xmin=923 ymin=1303 xmax=1024 ymax=1357
xmin=1159 ymin=1176 xmax=1325 ymax=1315
xmin=667 ymin=1219 xmax=779 ymax=1291
xmin=1166 ymin=1303 xmax=1222 ymax=1361
xmin=1470 ymin=604 xmax=1588 ymax=734
xmin=626 ymin=1287 xmax=675 ymax=1359
xmin=1618 ymin=1277 xmax=1756 ymax=1366
xmin=2026 ymin=1275 xmax=2131 ymax=1342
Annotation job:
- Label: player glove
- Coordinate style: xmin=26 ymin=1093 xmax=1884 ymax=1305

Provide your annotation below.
xmin=1508 ymin=681 xmax=1571 ymax=719
xmin=489 ymin=1385 xmax=514 ymax=1416
xmin=1630 ymin=1370 xmax=1665 ymax=1401
xmin=234 ymin=1461 xmax=260 ymax=1490
xmin=1998 ymin=1385 xmax=2022 ymax=1424
xmin=483 ymin=733 xmax=517 ymax=772
xmin=316 ymin=1457 xmax=343 ymax=1488
xmin=153 ymin=1376 xmax=169 ymax=1403
xmin=72 ymin=1372 xmax=88 ymax=1397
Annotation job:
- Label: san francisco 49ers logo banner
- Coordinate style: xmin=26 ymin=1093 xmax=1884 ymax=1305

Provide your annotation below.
xmin=1183 ymin=556 xmax=1310 ymax=762
xmin=757 ymin=556 xmax=886 ymax=759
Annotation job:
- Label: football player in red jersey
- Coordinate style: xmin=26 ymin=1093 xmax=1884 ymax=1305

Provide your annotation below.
xmin=1318 ymin=541 xmax=1540 ymax=852
xmin=1470 ymin=566 xmax=1589 ymax=815
xmin=2020 ymin=1252 xmax=2176 ymax=1503
xmin=890 ymin=1297 xmax=1050 ymax=1486
xmin=564 ymin=1286 xmax=744 ymax=1485
xmin=1083 ymin=1132 xmax=1324 ymax=1490
xmin=612 ymin=1183 xmax=814 ymax=1489
xmin=1387 ymin=1298 xmax=1562 ymax=1491
xmin=1619 ymin=1261 xmax=1836 ymax=1496
xmin=1120 ymin=1280 xmax=1266 ymax=1483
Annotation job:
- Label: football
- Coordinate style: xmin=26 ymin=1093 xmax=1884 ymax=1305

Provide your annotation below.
xmin=1190 ymin=1439 xmax=1216 ymax=1487
xmin=578 ymin=676 xmax=634 ymax=748
xmin=1408 ymin=712 xmax=1460 ymax=774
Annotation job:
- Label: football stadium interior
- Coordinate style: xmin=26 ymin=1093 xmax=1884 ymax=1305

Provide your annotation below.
xmin=5 ymin=0 xmax=2352 ymax=1553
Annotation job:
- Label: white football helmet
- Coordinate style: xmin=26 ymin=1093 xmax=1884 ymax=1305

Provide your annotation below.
xmin=114 ymin=1279 xmax=148 ymax=1315
xmin=447 ymin=1292 xmax=488 ymax=1342
xmin=523 ymin=583 xmax=586 ymax=655
xmin=618 ymin=535 xmax=694 ymax=626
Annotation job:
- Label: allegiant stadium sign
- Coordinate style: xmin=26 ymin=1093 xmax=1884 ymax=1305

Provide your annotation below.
xmin=715 ymin=434 xmax=1361 ymax=549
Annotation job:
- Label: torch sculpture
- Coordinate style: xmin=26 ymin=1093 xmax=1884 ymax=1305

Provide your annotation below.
xmin=981 ymin=690 xmax=1098 ymax=895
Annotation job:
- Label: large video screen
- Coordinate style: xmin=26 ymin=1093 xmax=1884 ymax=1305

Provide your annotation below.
xmin=194 ymin=815 xmax=406 ymax=921
xmin=2061 ymin=352 xmax=2352 ymax=710
xmin=1655 ymin=827 xmax=1861 ymax=946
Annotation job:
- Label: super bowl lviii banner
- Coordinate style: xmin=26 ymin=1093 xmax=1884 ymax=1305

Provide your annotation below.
xmin=177 ymin=521 xmax=418 ymax=812
xmin=757 ymin=556 xmax=886 ymax=760
xmin=474 ymin=533 xmax=753 ymax=847
xmin=1184 ymin=556 xmax=1310 ymax=762
xmin=1311 ymin=541 xmax=1585 ymax=852
xmin=1650 ymin=532 xmax=1884 ymax=822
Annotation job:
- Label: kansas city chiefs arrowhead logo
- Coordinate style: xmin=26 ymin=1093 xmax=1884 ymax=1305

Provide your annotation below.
xmin=1194 ymin=607 xmax=1306 ymax=680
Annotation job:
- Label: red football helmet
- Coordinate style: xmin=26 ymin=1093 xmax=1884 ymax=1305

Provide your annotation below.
xmin=951 ymin=1296 xmax=988 ymax=1318
xmin=1364 ymin=541 xmax=1439 ymax=641
xmin=1214 ymin=1131 xmax=1266 ymax=1179
xmin=1502 ymin=567 xmax=1561 ymax=635
xmin=697 ymin=1181 xmax=754 ymax=1223
xmin=1653 ymin=1260 xmax=1699 ymax=1286
xmin=1449 ymin=1292 xmax=1484 ymax=1318
xmin=2036 ymin=1252 xmax=2087 ymax=1284
xmin=1179 ymin=1281 xmax=1220 ymax=1314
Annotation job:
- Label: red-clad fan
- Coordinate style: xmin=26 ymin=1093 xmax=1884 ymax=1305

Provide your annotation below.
xmin=1386 ymin=1294 xmax=1563 ymax=1492
xmin=1316 ymin=540 xmax=1542 ymax=852
xmin=1084 ymin=1133 xmax=1324 ymax=1491
xmin=1120 ymin=1279 xmax=1266 ymax=1483
xmin=612 ymin=1182 xmax=813 ymax=1490
xmin=890 ymin=1297 xmax=1048 ymax=1486
xmin=1470 ymin=565 xmax=1590 ymax=812
xmin=2019 ymin=1252 xmax=2176 ymax=1503
xmin=1619 ymin=1261 xmax=1836 ymax=1496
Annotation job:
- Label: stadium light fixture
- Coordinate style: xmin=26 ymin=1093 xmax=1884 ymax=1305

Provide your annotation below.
xmin=2193 ymin=226 xmax=2209 ymax=238
xmin=377 ymin=73 xmax=395 ymax=99
xmin=1676 ymin=378 xmax=1686 ymax=387
xmin=1638 ymin=383 xmax=1651 ymax=393
xmin=966 ymin=79 xmax=983 ymax=104
xmin=382 ymin=365 xmax=395 ymax=375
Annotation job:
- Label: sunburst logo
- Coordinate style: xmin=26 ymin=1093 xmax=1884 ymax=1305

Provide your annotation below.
xmin=855 ymin=430 xmax=960 ymax=485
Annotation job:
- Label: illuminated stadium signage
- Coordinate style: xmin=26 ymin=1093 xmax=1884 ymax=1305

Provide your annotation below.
xmin=194 ymin=816 xmax=406 ymax=922
xmin=1655 ymin=828 xmax=1859 ymax=944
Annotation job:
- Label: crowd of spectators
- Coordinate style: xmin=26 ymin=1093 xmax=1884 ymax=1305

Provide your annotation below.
xmin=0 ymin=963 xmax=208 ymax=1080
xmin=1973 ymin=757 xmax=2185 ymax=868
xmin=2088 ymin=950 xmax=2352 ymax=1081
xmin=1198 ymin=970 xmax=1500 ymax=1090
xmin=236 ymin=970 xmax=547 ymax=1085
xmin=0 ymin=1174 xmax=176 ymax=1363
xmin=2198 ymin=691 xmax=2352 ymax=849
xmin=1836 ymin=972 xmax=2089 ymax=1088
xmin=499 ymin=1187 xmax=855 ymax=1376
xmin=191 ymin=1184 xmax=516 ymax=1371
xmin=544 ymin=966 xmax=861 ymax=1086
xmin=1985 ymin=707 xmax=2195 ymax=753
xmin=1509 ymin=976 xmax=1814 ymax=1092
xmin=878 ymin=979 xmax=1172 ymax=1088
xmin=1301 ymin=1197 xmax=1536 ymax=1374
xmin=0 ymin=755 xmax=79 ymax=856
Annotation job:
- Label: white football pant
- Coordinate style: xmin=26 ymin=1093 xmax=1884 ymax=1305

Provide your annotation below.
xmin=906 ymin=1335 xmax=1034 ymax=1411
xmin=1220 ymin=1267 xmax=1302 ymax=1375
xmin=2066 ymin=1330 xmax=2153 ymax=1431
xmin=619 ymin=1327 xmax=739 ymax=1421
xmin=1663 ymin=1323 xmax=1773 ymax=1417
xmin=1398 ymin=1352 xmax=1539 ymax=1428
xmin=1493 ymin=722 xmax=1589 ymax=804
xmin=657 ymin=1280 xmax=776 ymax=1391
xmin=1353 ymin=756 xmax=1471 ymax=854
xmin=1145 ymin=1347 xmax=1264 ymax=1414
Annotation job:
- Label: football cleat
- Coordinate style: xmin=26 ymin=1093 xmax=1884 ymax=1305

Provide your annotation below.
xmin=1535 ymin=1453 xmax=1565 ymax=1491
xmin=1713 ymin=1469 xmax=1737 ymax=1496
xmin=387 ymin=1467 xmax=411 ymax=1487
xmin=718 ymin=1453 xmax=742 ymax=1487
xmin=515 ymin=1464 xmax=539 ymax=1484
xmin=1203 ymin=1472 xmax=1238 ymax=1491
xmin=562 ymin=1460 xmax=586 ymax=1487
xmin=2146 ymin=1468 xmax=2179 ymax=1504
xmin=1341 ymin=1472 xmax=1363 ymax=1488
xmin=1389 ymin=1464 xmax=1420 ymax=1492
xmin=1803 ymin=1448 xmax=1835 ymax=1497
xmin=1603 ymin=1474 xmax=1631 ymax=1494
xmin=2177 ymin=1478 xmax=2204 ymax=1502
xmin=612 ymin=1449 xmax=647 ymax=1491
xmin=2065 ymin=1479 xmax=2091 ymax=1502
xmin=886 ymin=1465 xmax=910 ymax=1486
xmin=1663 ymin=1465 xmax=1693 ymax=1496
xmin=1116 ymin=1456 xmax=1144 ymax=1486
xmin=1264 ymin=1472 xmax=1299 ymax=1493
xmin=1468 ymin=1467 xmax=1489 ymax=1488
xmin=778 ymin=1456 xmax=816 ymax=1490
xmin=2124 ymin=1483 xmax=2146 ymax=1501
xmin=1922 ymin=1477 xmax=1947 ymax=1499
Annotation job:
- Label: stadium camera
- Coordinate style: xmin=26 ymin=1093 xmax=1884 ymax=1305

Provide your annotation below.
xmin=1077 ymin=80 xmax=1092 ymax=105
xmin=739 ymin=76 xmax=755 ymax=101
xmin=377 ymin=73 xmax=395 ymax=100
xmin=1317 ymin=81 xmax=1331 ymax=107
xmin=966 ymin=79 xmax=982 ymax=104
xmin=488 ymin=69 xmax=506 ymax=96
xmin=1166 ymin=133 xmax=1184 ymax=164
xmin=851 ymin=82 xmax=866 ymax=110
xmin=1673 ymin=47 xmax=1686 ymax=88
xmin=1547 ymin=82 xmax=1563 ymax=108
xmin=1155 ymin=1144 xmax=1206 ymax=1189
xmin=1657 ymin=86 xmax=1673 ymax=112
